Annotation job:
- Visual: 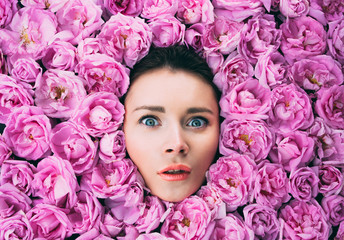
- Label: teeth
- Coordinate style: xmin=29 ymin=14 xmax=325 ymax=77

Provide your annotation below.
xmin=165 ymin=170 xmax=184 ymax=174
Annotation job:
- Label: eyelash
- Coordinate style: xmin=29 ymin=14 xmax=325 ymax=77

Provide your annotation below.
xmin=138 ymin=115 xmax=209 ymax=128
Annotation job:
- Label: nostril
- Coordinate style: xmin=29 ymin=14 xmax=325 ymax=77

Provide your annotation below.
xmin=166 ymin=149 xmax=173 ymax=153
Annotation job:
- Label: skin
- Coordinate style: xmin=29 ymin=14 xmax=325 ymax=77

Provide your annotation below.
xmin=123 ymin=68 xmax=219 ymax=202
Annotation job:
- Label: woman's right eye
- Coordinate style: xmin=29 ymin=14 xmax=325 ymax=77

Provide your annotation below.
xmin=139 ymin=116 xmax=159 ymax=127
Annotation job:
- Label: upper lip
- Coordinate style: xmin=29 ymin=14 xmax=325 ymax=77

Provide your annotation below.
xmin=158 ymin=164 xmax=191 ymax=174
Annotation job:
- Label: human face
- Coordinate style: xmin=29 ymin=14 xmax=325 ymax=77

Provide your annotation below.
xmin=123 ymin=68 xmax=219 ymax=202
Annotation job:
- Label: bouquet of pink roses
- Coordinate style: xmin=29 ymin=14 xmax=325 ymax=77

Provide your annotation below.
xmin=0 ymin=0 xmax=344 ymax=239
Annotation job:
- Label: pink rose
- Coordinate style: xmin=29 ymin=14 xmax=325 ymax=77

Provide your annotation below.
xmin=34 ymin=69 xmax=87 ymax=119
xmin=269 ymin=131 xmax=315 ymax=172
xmin=203 ymin=16 xmax=243 ymax=55
xmin=99 ymin=209 xmax=125 ymax=237
xmin=239 ymin=14 xmax=281 ymax=65
xmin=148 ymin=16 xmax=185 ymax=48
xmin=8 ymin=55 xmax=42 ymax=83
xmin=279 ymin=0 xmax=309 ymax=18
xmin=3 ymin=106 xmax=51 ymax=160
xmin=77 ymin=38 xmax=104 ymax=61
xmin=76 ymin=229 xmax=113 ymax=240
xmin=42 ymin=40 xmax=77 ymax=71
xmin=210 ymin=213 xmax=254 ymax=240
xmin=203 ymin=50 xmax=224 ymax=74
xmin=176 ymin=0 xmax=214 ymax=24
xmin=75 ymin=53 xmax=130 ymax=96
xmin=315 ymin=85 xmax=344 ymax=130
xmin=267 ymin=83 xmax=314 ymax=133
xmin=0 ymin=7 xmax=57 ymax=59
xmin=0 ymin=0 xmax=17 ymax=28
xmin=309 ymin=0 xmax=344 ymax=24
xmin=99 ymin=131 xmax=126 ymax=163
xmin=21 ymin=0 xmax=69 ymax=12
xmin=322 ymin=194 xmax=344 ymax=226
xmin=50 ymin=121 xmax=98 ymax=175
xmin=197 ymin=185 xmax=226 ymax=220
xmin=27 ymin=203 xmax=73 ymax=239
xmin=184 ymin=23 xmax=205 ymax=53
xmin=141 ymin=0 xmax=178 ymax=19
xmin=55 ymin=0 xmax=104 ymax=45
xmin=70 ymin=92 xmax=124 ymax=137
xmin=220 ymin=79 xmax=272 ymax=120
xmin=98 ymin=13 xmax=152 ymax=68
xmin=279 ymin=199 xmax=331 ymax=239
xmin=220 ymin=119 xmax=274 ymax=163
xmin=252 ymin=162 xmax=290 ymax=209
xmin=0 ymin=135 xmax=12 ymax=165
xmin=289 ymin=166 xmax=319 ymax=201
xmin=243 ymin=204 xmax=280 ymax=240
xmin=0 ymin=160 xmax=36 ymax=195
xmin=280 ymin=16 xmax=326 ymax=63
xmin=161 ymin=196 xmax=212 ymax=239
xmin=137 ymin=233 xmax=174 ymax=240
xmin=207 ymin=152 xmax=256 ymax=211
xmin=0 ymin=49 xmax=7 ymax=74
xmin=0 ymin=211 xmax=33 ymax=240
xmin=318 ymin=165 xmax=344 ymax=197
xmin=0 ymin=74 xmax=33 ymax=124
xmin=103 ymin=0 xmax=143 ymax=17
xmin=213 ymin=51 xmax=254 ymax=95
xmin=336 ymin=221 xmax=344 ymax=240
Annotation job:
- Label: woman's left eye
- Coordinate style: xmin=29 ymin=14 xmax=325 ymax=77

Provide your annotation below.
xmin=187 ymin=117 xmax=208 ymax=128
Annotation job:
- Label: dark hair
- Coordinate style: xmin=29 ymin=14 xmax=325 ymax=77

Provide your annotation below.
xmin=122 ymin=45 xmax=221 ymax=103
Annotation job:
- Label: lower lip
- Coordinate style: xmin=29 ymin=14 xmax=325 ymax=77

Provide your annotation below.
xmin=158 ymin=172 xmax=190 ymax=181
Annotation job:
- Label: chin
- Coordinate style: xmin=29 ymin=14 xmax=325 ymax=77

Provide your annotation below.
xmin=154 ymin=189 xmax=195 ymax=203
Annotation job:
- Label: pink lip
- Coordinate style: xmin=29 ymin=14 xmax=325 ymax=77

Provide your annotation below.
xmin=158 ymin=164 xmax=191 ymax=182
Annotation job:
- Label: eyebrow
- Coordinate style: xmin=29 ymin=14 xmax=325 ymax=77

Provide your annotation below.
xmin=133 ymin=106 xmax=165 ymax=113
xmin=133 ymin=106 xmax=214 ymax=115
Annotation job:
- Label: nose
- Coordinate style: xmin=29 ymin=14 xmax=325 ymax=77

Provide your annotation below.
xmin=163 ymin=125 xmax=189 ymax=155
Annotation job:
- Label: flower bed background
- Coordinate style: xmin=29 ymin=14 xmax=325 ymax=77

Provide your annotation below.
xmin=0 ymin=0 xmax=344 ymax=239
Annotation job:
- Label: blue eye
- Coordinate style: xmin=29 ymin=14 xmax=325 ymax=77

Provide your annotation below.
xmin=187 ymin=117 xmax=208 ymax=128
xmin=140 ymin=116 xmax=159 ymax=127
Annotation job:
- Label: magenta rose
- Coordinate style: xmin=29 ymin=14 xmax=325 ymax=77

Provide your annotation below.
xmin=220 ymin=79 xmax=272 ymax=120
xmin=98 ymin=13 xmax=152 ymax=68
xmin=318 ymin=165 xmax=344 ymax=197
xmin=99 ymin=131 xmax=126 ymax=163
xmin=252 ymin=162 xmax=290 ymax=209
xmin=243 ymin=204 xmax=280 ymax=240
xmin=279 ymin=199 xmax=331 ymax=239
xmin=103 ymin=0 xmax=143 ymax=17
xmin=185 ymin=23 xmax=206 ymax=52
xmin=50 ymin=121 xmax=98 ymax=175
xmin=210 ymin=213 xmax=254 ymax=240
xmin=9 ymin=55 xmax=42 ymax=83
xmin=100 ymin=209 xmax=125 ymax=237
xmin=280 ymin=16 xmax=326 ymax=63
xmin=34 ymin=69 xmax=87 ymax=119
xmin=328 ymin=18 xmax=344 ymax=64
xmin=0 ymin=135 xmax=12 ymax=165
xmin=0 ymin=74 xmax=34 ymax=124
xmin=289 ymin=166 xmax=319 ymax=201
xmin=176 ymin=0 xmax=214 ymax=24
xmin=55 ymin=0 xmax=103 ymax=45
xmin=161 ymin=196 xmax=212 ymax=239
xmin=148 ymin=15 xmax=185 ymax=48
xmin=0 ymin=211 xmax=33 ymax=240
xmin=206 ymin=152 xmax=256 ymax=212
xmin=27 ymin=203 xmax=73 ymax=239
xmin=77 ymin=38 xmax=104 ymax=61
xmin=203 ymin=50 xmax=224 ymax=74
xmin=71 ymin=92 xmax=124 ymax=137
xmin=239 ymin=14 xmax=281 ymax=65
xmin=315 ymin=85 xmax=344 ymax=130
xmin=197 ymin=185 xmax=226 ymax=221
xmin=279 ymin=0 xmax=309 ymax=18
xmin=0 ymin=160 xmax=36 ymax=195
xmin=309 ymin=0 xmax=344 ymax=24
xmin=0 ymin=7 xmax=57 ymax=59
xmin=42 ymin=40 xmax=77 ymax=71
xmin=0 ymin=0 xmax=17 ymax=28
xmin=267 ymin=83 xmax=314 ymax=133
xmin=141 ymin=0 xmax=178 ymax=19
xmin=213 ymin=51 xmax=254 ymax=95
xmin=336 ymin=221 xmax=344 ymax=240
xmin=3 ymin=106 xmax=51 ymax=160
xmin=322 ymin=194 xmax=344 ymax=226
xmin=75 ymin=53 xmax=130 ymax=96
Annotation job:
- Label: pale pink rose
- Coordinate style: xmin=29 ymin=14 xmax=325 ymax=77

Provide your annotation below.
xmin=50 ymin=121 xmax=98 ymax=175
xmin=0 ymin=160 xmax=36 ymax=195
xmin=289 ymin=166 xmax=319 ymax=201
xmin=269 ymin=131 xmax=315 ymax=172
xmin=0 ymin=211 xmax=33 ymax=240
xmin=77 ymin=38 xmax=104 ymax=61
xmin=213 ymin=51 xmax=254 ymax=95
xmin=176 ymin=0 xmax=214 ymax=24
xmin=267 ymin=83 xmax=314 ymax=133
xmin=220 ymin=79 xmax=272 ymax=120
xmin=141 ymin=0 xmax=178 ymax=19
xmin=34 ymin=69 xmax=87 ymax=119
xmin=280 ymin=16 xmax=326 ymax=63
xmin=8 ymin=55 xmax=42 ymax=83
xmin=212 ymin=0 xmax=264 ymax=22
xmin=279 ymin=199 xmax=331 ymax=240
xmin=252 ymin=162 xmax=290 ymax=209
xmin=3 ymin=106 xmax=51 ymax=160
xmin=148 ymin=16 xmax=185 ymax=48
xmin=99 ymin=209 xmax=125 ymax=237
xmin=239 ymin=14 xmax=281 ymax=65
xmin=31 ymin=156 xmax=79 ymax=209
xmin=161 ymin=196 xmax=212 ymax=239
xmin=0 ymin=7 xmax=57 ymax=59
xmin=70 ymin=92 xmax=125 ymax=137
xmin=220 ymin=119 xmax=274 ymax=163
xmin=280 ymin=0 xmax=309 ymax=18
xmin=243 ymin=204 xmax=280 ymax=240
xmin=210 ymin=213 xmax=254 ymax=240
xmin=21 ymin=0 xmax=69 ymax=12
xmin=321 ymin=194 xmax=344 ymax=226
xmin=261 ymin=0 xmax=280 ymax=11
xmin=206 ymin=152 xmax=256 ymax=212
xmin=309 ymin=0 xmax=344 ymax=24
xmin=203 ymin=50 xmax=224 ymax=74
xmin=197 ymin=185 xmax=226 ymax=220
xmin=318 ymin=165 xmax=344 ymax=197
xmin=103 ymin=0 xmax=143 ymax=17
xmin=0 ymin=0 xmax=17 ymax=28
xmin=99 ymin=131 xmax=126 ymax=163
xmin=203 ymin=16 xmax=243 ymax=55
xmin=315 ymin=85 xmax=344 ymax=130
xmin=75 ymin=53 xmax=130 ymax=96
xmin=328 ymin=18 xmax=344 ymax=64
xmin=0 ymin=74 xmax=34 ymax=124
xmin=98 ymin=13 xmax=152 ymax=68
xmin=27 ymin=203 xmax=73 ymax=239
xmin=0 ymin=135 xmax=12 ymax=165
xmin=42 ymin=40 xmax=77 ymax=71
xmin=336 ymin=221 xmax=344 ymax=240
xmin=184 ymin=23 xmax=206 ymax=53
xmin=55 ymin=0 xmax=104 ymax=45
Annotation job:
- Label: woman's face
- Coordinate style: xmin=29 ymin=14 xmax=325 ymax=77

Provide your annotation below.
xmin=123 ymin=68 xmax=219 ymax=202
